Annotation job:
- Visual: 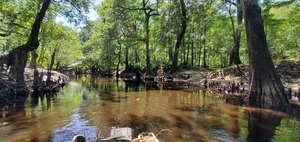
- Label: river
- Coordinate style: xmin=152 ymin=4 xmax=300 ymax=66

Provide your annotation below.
xmin=0 ymin=75 xmax=300 ymax=142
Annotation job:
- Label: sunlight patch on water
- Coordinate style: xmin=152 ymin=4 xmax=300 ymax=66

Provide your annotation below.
xmin=52 ymin=109 xmax=99 ymax=142
xmin=210 ymin=129 xmax=244 ymax=142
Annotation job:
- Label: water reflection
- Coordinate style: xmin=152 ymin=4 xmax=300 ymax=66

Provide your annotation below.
xmin=0 ymin=75 xmax=300 ymax=142
xmin=246 ymin=108 xmax=284 ymax=142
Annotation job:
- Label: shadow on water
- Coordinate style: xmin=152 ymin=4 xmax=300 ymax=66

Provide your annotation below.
xmin=0 ymin=95 xmax=27 ymax=119
xmin=0 ymin=92 xmax=58 ymax=142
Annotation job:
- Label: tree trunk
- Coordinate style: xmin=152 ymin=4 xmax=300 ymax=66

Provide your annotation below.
xmin=7 ymin=46 xmax=28 ymax=83
xmin=47 ymin=49 xmax=57 ymax=86
xmin=191 ymin=41 xmax=194 ymax=66
xmin=229 ymin=0 xmax=243 ymax=65
xmin=198 ymin=32 xmax=202 ymax=66
xmin=191 ymin=26 xmax=195 ymax=66
xmin=186 ymin=39 xmax=190 ymax=66
xmin=28 ymin=51 xmax=38 ymax=69
xmin=241 ymin=0 xmax=288 ymax=107
xmin=6 ymin=0 xmax=51 ymax=85
xmin=135 ymin=47 xmax=141 ymax=80
xmin=55 ymin=61 xmax=60 ymax=71
xmin=202 ymin=24 xmax=208 ymax=68
xmin=125 ymin=45 xmax=129 ymax=69
xmin=145 ymin=14 xmax=151 ymax=75
xmin=171 ymin=0 xmax=187 ymax=73
xmin=116 ymin=37 xmax=122 ymax=78
xmin=168 ymin=38 xmax=173 ymax=62
xmin=32 ymin=68 xmax=40 ymax=96
xmin=30 ymin=51 xmax=40 ymax=95
xmin=120 ymin=0 xmax=158 ymax=74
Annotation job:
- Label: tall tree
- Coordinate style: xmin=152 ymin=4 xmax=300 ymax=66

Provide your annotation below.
xmin=241 ymin=0 xmax=288 ymax=107
xmin=115 ymin=0 xmax=159 ymax=75
xmin=228 ymin=0 xmax=243 ymax=65
xmin=171 ymin=0 xmax=187 ymax=72
xmin=143 ymin=0 xmax=159 ymax=75
xmin=2 ymin=0 xmax=90 ymax=91
xmin=6 ymin=0 xmax=52 ymax=85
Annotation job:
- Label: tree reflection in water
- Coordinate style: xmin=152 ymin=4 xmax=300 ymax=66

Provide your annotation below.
xmin=246 ymin=107 xmax=285 ymax=142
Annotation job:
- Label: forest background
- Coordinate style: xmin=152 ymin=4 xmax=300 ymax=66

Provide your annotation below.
xmin=0 ymin=0 xmax=299 ymax=76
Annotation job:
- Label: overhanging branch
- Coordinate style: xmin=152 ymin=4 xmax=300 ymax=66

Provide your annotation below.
xmin=7 ymin=22 xmax=27 ymax=29
xmin=0 ymin=33 xmax=10 ymax=37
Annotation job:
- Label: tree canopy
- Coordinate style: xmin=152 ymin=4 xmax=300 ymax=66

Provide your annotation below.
xmin=0 ymin=0 xmax=298 ymax=74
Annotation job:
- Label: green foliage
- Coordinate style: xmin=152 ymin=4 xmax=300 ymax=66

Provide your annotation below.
xmin=266 ymin=2 xmax=300 ymax=60
xmin=2 ymin=0 xmax=299 ymax=72
xmin=0 ymin=0 xmax=92 ymax=71
xmin=52 ymin=0 xmax=92 ymax=26
xmin=0 ymin=0 xmax=39 ymax=53
xmin=78 ymin=0 xmax=299 ymax=72
xmin=272 ymin=118 xmax=300 ymax=142
xmin=37 ymin=22 xmax=83 ymax=69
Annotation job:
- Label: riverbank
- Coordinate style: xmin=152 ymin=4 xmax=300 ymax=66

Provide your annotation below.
xmin=184 ymin=60 xmax=300 ymax=105
xmin=0 ymin=68 xmax=69 ymax=98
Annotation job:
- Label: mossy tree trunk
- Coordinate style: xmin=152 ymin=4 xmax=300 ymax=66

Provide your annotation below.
xmin=241 ymin=0 xmax=288 ymax=107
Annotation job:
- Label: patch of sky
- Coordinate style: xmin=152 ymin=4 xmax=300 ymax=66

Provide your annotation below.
xmin=55 ymin=0 xmax=103 ymax=29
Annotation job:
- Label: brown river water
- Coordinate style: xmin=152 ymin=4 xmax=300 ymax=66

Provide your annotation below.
xmin=0 ymin=75 xmax=300 ymax=142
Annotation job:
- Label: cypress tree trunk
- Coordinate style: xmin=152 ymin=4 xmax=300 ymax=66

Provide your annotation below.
xmin=241 ymin=0 xmax=288 ymax=107
xmin=7 ymin=46 xmax=28 ymax=83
